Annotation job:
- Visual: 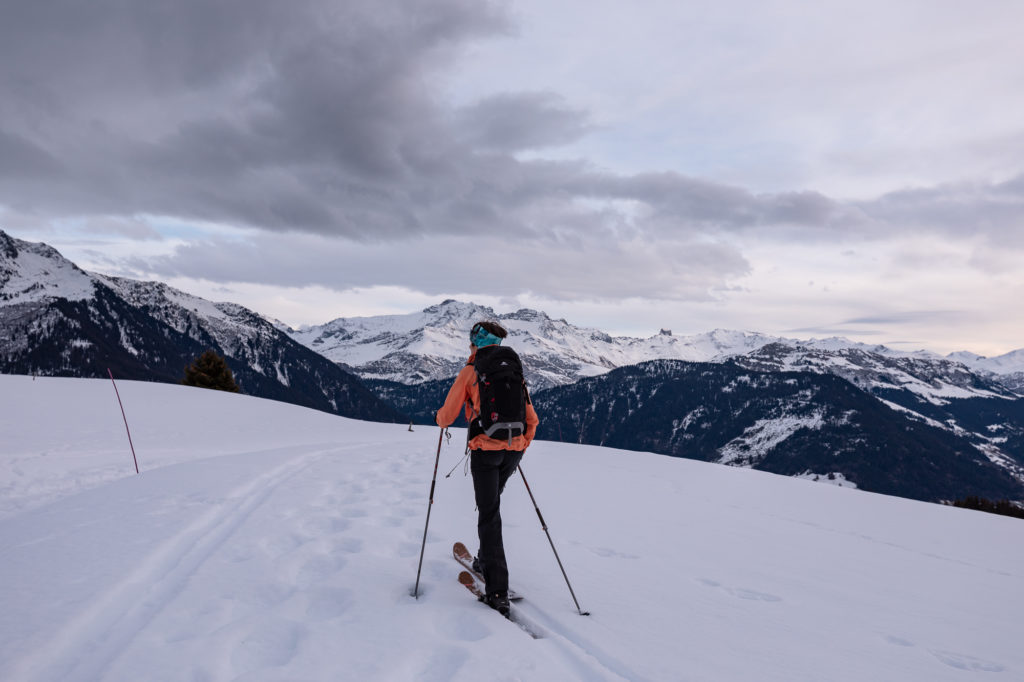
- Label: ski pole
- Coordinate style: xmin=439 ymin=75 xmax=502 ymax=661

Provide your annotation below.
xmin=108 ymin=368 xmax=139 ymax=474
xmin=414 ymin=427 xmax=446 ymax=599
xmin=444 ymin=450 xmax=469 ymax=479
xmin=518 ymin=465 xmax=590 ymax=616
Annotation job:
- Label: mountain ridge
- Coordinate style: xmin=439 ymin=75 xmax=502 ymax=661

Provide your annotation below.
xmin=284 ymin=297 xmax=1024 ymax=400
xmin=0 ymin=230 xmax=403 ymax=423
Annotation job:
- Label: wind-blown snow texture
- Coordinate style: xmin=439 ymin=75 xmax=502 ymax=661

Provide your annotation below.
xmin=2 ymin=375 xmax=1022 ymax=681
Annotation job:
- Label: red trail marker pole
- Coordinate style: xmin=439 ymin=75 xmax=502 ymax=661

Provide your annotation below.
xmin=107 ymin=368 xmax=139 ymax=474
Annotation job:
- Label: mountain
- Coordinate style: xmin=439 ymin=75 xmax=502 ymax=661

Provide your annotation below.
xmin=530 ymin=359 xmax=1024 ymax=503
xmin=0 ymin=230 xmax=403 ymax=423
xmin=367 ymin=356 xmax=1024 ymax=503
xmin=730 ymin=342 xmax=1024 ymax=478
xmin=286 ymin=299 xmax=1024 ymax=399
xmin=7 ymin=229 xmax=1021 ymax=503
xmin=948 ymin=349 xmax=1024 ymax=394
xmin=285 ymin=299 xmax=798 ymax=390
xmin=291 ymin=299 xmax=1024 ymax=502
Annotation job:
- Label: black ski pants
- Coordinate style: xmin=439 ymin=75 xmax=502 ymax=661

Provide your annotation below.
xmin=470 ymin=448 xmax=523 ymax=596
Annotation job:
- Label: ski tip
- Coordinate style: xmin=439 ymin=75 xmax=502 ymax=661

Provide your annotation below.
xmin=457 ymin=571 xmax=475 ymax=586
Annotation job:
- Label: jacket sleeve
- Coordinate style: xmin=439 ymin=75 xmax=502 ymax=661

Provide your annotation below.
xmin=436 ymin=366 xmax=474 ymax=428
xmin=523 ymin=388 xmax=539 ymax=448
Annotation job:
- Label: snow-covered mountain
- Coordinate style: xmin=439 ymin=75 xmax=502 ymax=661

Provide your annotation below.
xmin=532 ymin=359 xmax=1024 ymax=503
xmin=286 ymin=299 xmax=1024 ymax=402
xmin=285 ymin=299 xmax=787 ymax=390
xmin=735 ymin=342 xmax=1019 ymax=405
xmin=948 ymin=349 xmax=1024 ymax=394
xmin=0 ymin=230 xmax=402 ymax=422
xmin=316 ymin=303 xmax=1024 ymax=503
xmin=3 ymin=375 xmax=1022 ymax=681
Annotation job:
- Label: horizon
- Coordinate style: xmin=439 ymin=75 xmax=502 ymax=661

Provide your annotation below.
xmin=3 ymin=225 xmax=1020 ymax=359
xmin=2 ymin=1 xmax=1022 ymax=356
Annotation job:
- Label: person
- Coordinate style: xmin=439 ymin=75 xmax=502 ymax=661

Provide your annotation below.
xmin=435 ymin=320 xmax=539 ymax=617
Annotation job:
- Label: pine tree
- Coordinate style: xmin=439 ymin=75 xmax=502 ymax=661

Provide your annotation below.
xmin=182 ymin=350 xmax=241 ymax=393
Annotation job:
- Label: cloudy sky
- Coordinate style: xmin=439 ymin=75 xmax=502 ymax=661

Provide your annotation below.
xmin=2 ymin=0 xmax=1023 ymax=355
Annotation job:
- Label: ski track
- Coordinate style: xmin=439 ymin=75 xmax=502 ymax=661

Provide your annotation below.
xmin=6 ymin=433 xmax=633 ymax=682
xmin=9 ymin=444 xmax=343 ymax=682
xmin=515 ymin=601 xmax=646 ymax=682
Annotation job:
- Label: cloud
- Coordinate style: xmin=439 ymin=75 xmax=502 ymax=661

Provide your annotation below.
xmin=0 ymin=130 xmax=63 ymax=177
xmin=132 ymin=230 xmax=750 ymax=302
xmin=456 ymin=92 xmax=591 ymax=151
xmin=856 ymin=175 xmax=1024 ymax=245
xmin=3 ymin=0 xmax=1023 ymax=310
xmin=843 ymin=311 xmax=979 ymax=326
xmin=81 ymin=216 xmax=163 ymax=241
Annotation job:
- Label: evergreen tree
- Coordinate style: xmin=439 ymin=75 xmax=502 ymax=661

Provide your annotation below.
xmin=182 ymin=350 xmax=241 ymax=393
xmin=951 ymin=496 xmax=1024 ymax=520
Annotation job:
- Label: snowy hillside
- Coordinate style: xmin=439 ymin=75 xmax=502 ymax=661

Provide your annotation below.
xmin=2 ymin=375 xmax=1022 ymax=681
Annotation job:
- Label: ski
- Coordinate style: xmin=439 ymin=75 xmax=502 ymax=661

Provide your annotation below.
xmin=457 ymin=571 xmax=543 ymax=639
xmin=453 ymin=541 xmax=523 ymax=601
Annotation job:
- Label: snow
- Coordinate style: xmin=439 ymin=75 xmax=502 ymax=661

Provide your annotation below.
xmin=795 ymin=471 xmax=858 ymax=488
xmin=950 ymin=348 xmax=1024 ymax=375
xmin=0 ymin=239 xmax=95 ymax=304
xmin=717 ymin=412 xmax=827 ymax=466
xmin=2 ymin=374 xmax=1023 ymax=681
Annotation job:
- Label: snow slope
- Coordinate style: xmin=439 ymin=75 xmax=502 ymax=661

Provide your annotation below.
xmin=2 ymin=375 xmax=1022 ymax=681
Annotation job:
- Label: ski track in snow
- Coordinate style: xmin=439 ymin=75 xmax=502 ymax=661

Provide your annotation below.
xmin=11 ymin=445 xmax=338 ymax=681
xmin=5 ymin=438 xmax=621 ymax=682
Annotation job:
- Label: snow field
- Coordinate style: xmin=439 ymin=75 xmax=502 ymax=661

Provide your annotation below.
xmin=1 ymin=374 xmax=1022 ymax=681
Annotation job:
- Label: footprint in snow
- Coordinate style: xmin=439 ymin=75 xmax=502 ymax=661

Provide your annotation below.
xmin=435 ymin=611 xmax=491 ymax=643
xmin=304 ymin=586 xmax=355 ymax=621
xmin=882 ymin=635 xmax=915 ymax=647
xmin=591 ymin=546 xmax=639 ymax=559
xmin=697 ymin=578 xmax=782 ymax=602
xmin=230 ymin=618 xmax=304 ymax=671
xmin=299 ymin=515 xmax=352 ymax=536
xmin=333 ymin=537 xmax=363 ymax=554
xmin=930 ymin=650 xmax=1005 ymax=673
xmin=293 ymin=553 xmax=348 ymax=587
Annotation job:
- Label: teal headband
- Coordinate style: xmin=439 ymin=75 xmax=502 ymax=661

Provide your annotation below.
xmin=470 ymin=325 xmax=503 ymax=348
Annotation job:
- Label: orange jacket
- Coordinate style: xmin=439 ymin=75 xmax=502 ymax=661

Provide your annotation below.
xmin=436 ymin=348 xmax=539 ymax=451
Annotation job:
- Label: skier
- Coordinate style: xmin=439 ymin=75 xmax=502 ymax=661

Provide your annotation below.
xmin=436 ymin=321 xmax=539 ymax=617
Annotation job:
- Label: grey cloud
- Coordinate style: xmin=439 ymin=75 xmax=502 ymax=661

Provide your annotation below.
xmin=134 ymin=230 xmax=750 ymax=302
xmin=786 ymin=326 xmax=885 ymax=337
xmin=2 ymin=0 xmax=1021 ymax=264
xmin=456 ymin=92 xmax=591 ymax=151
xmin=843 ymin=311 xmax=977 ymax=326
xmin=856 ymin=175 xmax=1024 ymax=244
xmin=0 ymin=129 xmax=63 ymax=177
xmin=0 ymin=0 xmax=511 ymax=233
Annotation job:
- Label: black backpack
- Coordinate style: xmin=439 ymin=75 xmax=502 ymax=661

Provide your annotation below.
xmin=471 ymin=345 xmax=528 ymax=445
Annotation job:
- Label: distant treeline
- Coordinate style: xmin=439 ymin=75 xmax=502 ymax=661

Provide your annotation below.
xmin=949 ymin=496 xmax=1024 ymax=520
